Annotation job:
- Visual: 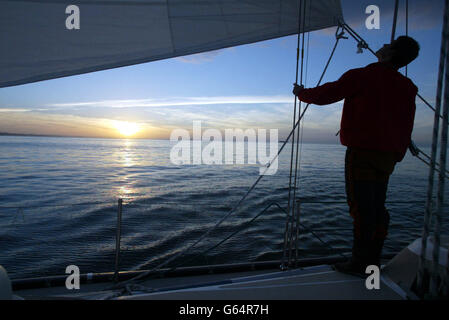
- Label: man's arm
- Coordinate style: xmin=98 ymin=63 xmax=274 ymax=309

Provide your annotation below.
xmin=294 ymin=69 xmax=360 ymax=105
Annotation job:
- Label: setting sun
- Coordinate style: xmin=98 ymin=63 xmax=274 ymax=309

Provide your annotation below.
xmin=113 ymin=121 xmax=140 ymax=137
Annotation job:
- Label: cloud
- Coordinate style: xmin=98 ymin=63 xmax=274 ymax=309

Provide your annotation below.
xmin=0 ymin=108 xmax=31 ymax=112
xmin=46 ymin=95 xmax=294 ymax=109
xmin=3 ymin=94 xmax=436 ymax=144
xmin=21 ymin=94 xmax=347 ymax=142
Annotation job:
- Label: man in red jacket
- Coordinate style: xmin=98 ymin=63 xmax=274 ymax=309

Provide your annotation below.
xmin=293 ymin=36 xmax=420 ymax=276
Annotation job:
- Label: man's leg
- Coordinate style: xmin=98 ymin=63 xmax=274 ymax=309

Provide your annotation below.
xmin=335 ymin=148 xmax=378 ymax=275
xmin=370 ymin=179 xmax=391 ymax=267
xmin=351 ymin=181 xmax=378 ymax=267
xmin=334 ymin=147 xmax=396 ymax=276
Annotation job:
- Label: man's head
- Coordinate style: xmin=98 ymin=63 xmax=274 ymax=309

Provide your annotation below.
xmin=376 ymin=36 xmax=420 ymax=69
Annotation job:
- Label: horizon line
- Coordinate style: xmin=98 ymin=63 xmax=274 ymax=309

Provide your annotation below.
xmin=0 ymin=132 xmax=435 ymax=148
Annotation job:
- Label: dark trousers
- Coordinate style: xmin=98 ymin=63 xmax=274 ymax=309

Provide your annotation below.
xmin=344 ymin=147 xmax=398 ymax=265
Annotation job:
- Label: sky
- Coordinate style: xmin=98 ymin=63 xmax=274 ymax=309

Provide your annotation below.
xmin=0 ymin=0 xmax=445 ymax=146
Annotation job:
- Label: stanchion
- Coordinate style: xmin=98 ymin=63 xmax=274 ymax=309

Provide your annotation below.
xmin=114 ymin=198 xmax=123 ymax=283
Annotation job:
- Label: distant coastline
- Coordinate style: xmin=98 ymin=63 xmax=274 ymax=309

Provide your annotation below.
xmin=0 ymin=133 xmax=327 ymax=144
xmin=0 ymin=132 xmax=89 ymax=139
xmin=0 ymin=132 xmax=141 ymax=140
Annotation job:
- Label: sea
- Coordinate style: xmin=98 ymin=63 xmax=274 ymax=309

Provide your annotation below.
xmin=0 ymin=135 xmax=448 ymax=280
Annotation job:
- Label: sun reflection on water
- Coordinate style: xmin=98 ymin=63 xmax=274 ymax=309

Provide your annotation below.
xmin=116 ymin=139 xmax=138 ymax=199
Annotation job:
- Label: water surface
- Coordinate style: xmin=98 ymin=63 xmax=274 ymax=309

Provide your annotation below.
xmin=0 ymin=136 xmax=447 ymax=279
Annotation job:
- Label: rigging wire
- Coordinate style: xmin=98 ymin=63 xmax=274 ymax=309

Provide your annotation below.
xmin=288 ymin=0 xmax=308 ymax=268
xmin=391 ymin=0 xmax=400 ymax=43
xmin=292 ymin=0 xmax=313 ymax=266
xmin=294 ymin=15 xmax=312 ymax=265
xmin=429 ymin=2 xmax=449 ymax=297
xmin=282 ymin=0 xmax=305 ymax=269
xmin=405 ymin=0 xmax=409 ymax=77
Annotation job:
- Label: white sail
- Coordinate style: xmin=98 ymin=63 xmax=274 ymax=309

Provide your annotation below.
xmin=0 ymin=0 xmax=343 ymax=88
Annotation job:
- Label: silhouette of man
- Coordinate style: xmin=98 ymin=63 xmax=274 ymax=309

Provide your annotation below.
xmin=293 ymin=36 xmax=420 ymax=276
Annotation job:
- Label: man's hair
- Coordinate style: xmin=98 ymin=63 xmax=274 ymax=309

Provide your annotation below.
xmin=391 ymin=36 xmax=420 ymax=68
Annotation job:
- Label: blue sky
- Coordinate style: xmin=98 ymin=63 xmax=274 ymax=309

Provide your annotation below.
xmin=0 ymin=0 xmax=445 ymax=145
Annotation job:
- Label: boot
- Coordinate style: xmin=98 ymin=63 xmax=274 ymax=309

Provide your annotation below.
xmin=332 ymin=258 xmax=366 ymax=277
xmin=332 ymin=236 xmax=369 ymax=278
xmin=368 ymin=238 xmax=385 ymax=268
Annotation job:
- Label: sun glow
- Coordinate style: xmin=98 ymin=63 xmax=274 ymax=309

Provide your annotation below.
xmin=113 ymin=121 xmax=140 ymax=137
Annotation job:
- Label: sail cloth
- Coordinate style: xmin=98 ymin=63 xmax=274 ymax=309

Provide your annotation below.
xmin=0 ymin=0 xmax=343 ymax=88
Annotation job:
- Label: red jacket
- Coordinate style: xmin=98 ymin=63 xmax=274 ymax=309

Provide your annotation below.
xmin=297 ymin=62 xmax=417 ymax=162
